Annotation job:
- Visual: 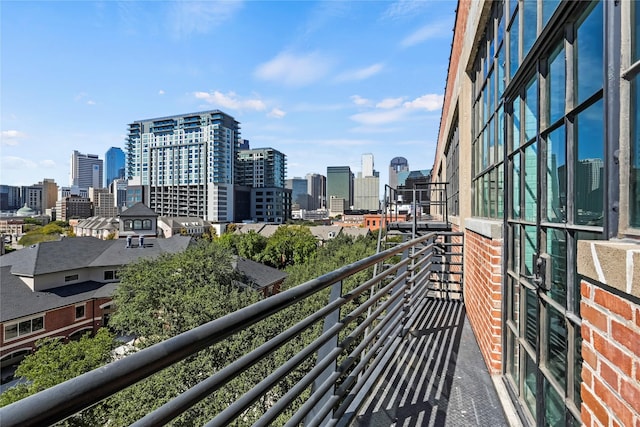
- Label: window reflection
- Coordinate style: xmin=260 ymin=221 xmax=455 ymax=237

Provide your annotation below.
xmin=546 ymin=228 xmax=567 ymax=306
xmin=546 ymin=305 xmax=567 ymax=388
xmin=547 ymin=125 xmax=566 ymax=223
xmin=575 ymin=99 xmax=604 ymax=226
xmin=576 ymin=1 xmax=603 ymax=105
xmin=631 ymin=78 xmax=640 ymax=227
xmin=549 ymin=46 xmax=566 ymax=125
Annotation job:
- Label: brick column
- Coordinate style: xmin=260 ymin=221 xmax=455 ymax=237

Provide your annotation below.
xmin=578 ymin=241 xmax=640 ymax=427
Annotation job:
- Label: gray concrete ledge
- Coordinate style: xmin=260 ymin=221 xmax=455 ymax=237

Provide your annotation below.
xmin=577 ymin=240 xmax=640 ymax=297
xmin=464 ymin=217 xmax=503 ymax=239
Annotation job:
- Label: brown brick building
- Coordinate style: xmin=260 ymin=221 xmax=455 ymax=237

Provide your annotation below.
xmin=433 ymin=1 xmax=639 ymax=425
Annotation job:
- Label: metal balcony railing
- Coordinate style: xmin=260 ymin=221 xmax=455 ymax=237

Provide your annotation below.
xmin=1 ymin=232 xmax=455 ymax=427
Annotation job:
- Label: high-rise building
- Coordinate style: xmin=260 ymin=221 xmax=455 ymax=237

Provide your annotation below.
xmin=126 ymin=110 xmax=239 ymax=221
xmin=236 ymin=147 xmax=290 ymax=223
xmin=89 ymin=188 xmax=119 ymax=217
xmin=326 ymin=166 xmax=353 ymax=213
xmin=389 ymin=157 xmax=409 ymax=189
xmin=71 ymin=151 xmax=103 ymax=189
xmin=362 ymin=153 xmax=374 ymax=178
xmin=306 ymin=173 xmax=326 ymax=210
xmin=0 ymin=185 xmax=22 ymax=211
xmin=105 ymin=147 xmax=125 ymax=188
xmin=285 ymin=177 xmax=311 ymax=210
xmin=354 ymin=154 xmax=380 ymax=211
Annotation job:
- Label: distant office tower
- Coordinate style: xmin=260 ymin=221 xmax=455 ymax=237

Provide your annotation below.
xmin=306 ymin=173 xmax=326 ymax=210
xmin=286 ymin=177 xmax=311 ymax=210
xmin=126 ymin=110 xmax=239 ymax=221
xmin=326 ymin=166 xmax=353 ymax=213
xmin=354 ymin=154 xmax=380 ymax=211
xmin=110 ymin=178 xmax=128 ymax=208
xmin=90 ymin=188 xmax=119 ymax=217
xmin=105 ymin=147 xmax=125 ymax=188
xmin=389 ymin=157 xmax=409 ymax=189
xmin=56 ymin=186 xmax=91 ymax=221
xmin=362 ymin=153 xmax=374 ymax=178
xmin=71 ymin=150 xmax=103 ymax=189
xmin=21 ymin=184 xmax=43 ymax=214
xmin=237 ymin=147 xmax=291 ymax=223
xmin=0 ymin=185 xmax=22 ymax=211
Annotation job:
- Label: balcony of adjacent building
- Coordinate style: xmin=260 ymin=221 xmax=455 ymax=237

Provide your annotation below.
xmin=0 ymin=183 xmax=517 ymax=427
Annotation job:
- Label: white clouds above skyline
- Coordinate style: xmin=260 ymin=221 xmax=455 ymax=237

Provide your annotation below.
xmin=401 ymin=21 xmax=451 ymax=48
xmin=1 ymin=130 xmax=26 ymax=145
xmin=335 ymin=63 xmax=384 ymax=83
xmin=168 ymin=1 xmax=244 ymax=39
xmin=194 ymin=91 xmax=267 ymax=112
xmin=254 ymin=52 xmax=334 ymax=87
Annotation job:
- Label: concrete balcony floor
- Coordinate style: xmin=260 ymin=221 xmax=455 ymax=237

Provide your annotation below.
xmin=352 ymin=298 xmax=510 ymax=427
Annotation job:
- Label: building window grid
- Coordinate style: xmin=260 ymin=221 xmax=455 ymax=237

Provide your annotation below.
xmin=503 ymin=1 xmax=604 ymax=425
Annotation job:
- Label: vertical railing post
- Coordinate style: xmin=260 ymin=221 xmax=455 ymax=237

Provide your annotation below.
xmin=306 ymin=279 xmax=342 ymax=426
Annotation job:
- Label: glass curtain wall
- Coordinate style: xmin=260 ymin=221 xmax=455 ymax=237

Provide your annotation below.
xmin=471 ymin=0 xmax=607 ymax=425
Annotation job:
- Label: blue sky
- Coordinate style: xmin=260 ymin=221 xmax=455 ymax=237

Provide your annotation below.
xmin=1 ymin=0 xmax=456 ymax=189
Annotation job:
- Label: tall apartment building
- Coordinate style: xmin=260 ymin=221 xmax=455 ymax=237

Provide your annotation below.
xmin=89 ymin=188 xmax=119 ymax=217
xmin=326 ymin=166 xmax=353 ymax=215
xmin=105 ymin=147 xmax=125 ymax=188
xmin=433 ymin=1 xmax=640 ymax=426
xmin=306 ymin=173 xmax=326 ymax=210
xmin=0 ymin=185 xmax=21 ymax=211
xmin=354 ymin=153 xmax=380 ymax=211
xmin=236 ymin=148 xmax=290 ymax=223
xmin=126 ymin=110 xmax=239 ymax=222
xmin=71 ymin=151 xmax=103 ymax=189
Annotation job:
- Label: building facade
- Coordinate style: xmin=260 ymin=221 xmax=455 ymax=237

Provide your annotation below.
xmin=326 ymin=166 xmax=353 ymax=210
xmin=285 ymin=177 xmax=311 ymax=210
xmin=236 ymin=148 xmax=290 ymax=223
xmin=126 ymin=110 xmax=240 ymax=222
xmin=105 ymin=147 xmax=125 ymax=188
xmin=306 ymin=173 xmax=326 ymax=210
xmin=433 ymin=1 xmax=640 ymax=426
xmin=71 ymin=151 xmax=103 ymax=189
xmin=389 ymin=156 xmax=409 ymax=189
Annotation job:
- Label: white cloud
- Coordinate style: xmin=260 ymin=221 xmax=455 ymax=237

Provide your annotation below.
xmin=335 ymin=63 xmax=384 ymax=82
xmin=75 ymin=92 xmax=96 ymax=105
xmin=350 ymin=109 xmax=408 ymax=126
xmin=351 ymin=95 xmax=371 ymax=106
xmin=268 ymin=108 xmax=286 ymax=119
xmin=158 ymin=89 xmax=165 ymax=95
xmin=377 ymin=97 xmax=405 ymax=109
xmin=1 ymin=156 xmax=37 ymax=170
xmin=403 ymin=94 xmax=443 ymax=111
xmin=254 ymin=52 xmax=333 ymax=87
xmin=169 ymin=1 xmax=243 ymax=39
xmin=401 ymin=22 xmax=450 ymax=48
xmin=311 ymin=138 xmax=370 ymax=147
xmin=382 ymin=0 xmax=430 ymax=20
xmin=1 ymin=130 xmax=26 ymax=145
xmin=194 ymin=91 xmax=266 ymax=111
xmin=39 ymin=159 xmax=56 ymax=168
xmin=87 ymin=100 xmax=96 ymax=105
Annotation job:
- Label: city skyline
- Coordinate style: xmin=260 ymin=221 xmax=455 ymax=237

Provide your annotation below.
xmin=0 ymin=1 xmax=455 ymax=189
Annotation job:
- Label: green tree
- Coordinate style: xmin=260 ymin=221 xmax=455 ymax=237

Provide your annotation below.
xmin=0 ymin=329 xmax=114 ymax=413
xmin=236 ymin=230 xmax=267 ymax=261
xmin=260 ymin=225 xmax=318 ymax=269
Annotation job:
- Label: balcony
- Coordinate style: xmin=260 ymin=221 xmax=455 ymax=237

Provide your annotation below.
xmin=0 ymin=187 xmax=510 ymax=426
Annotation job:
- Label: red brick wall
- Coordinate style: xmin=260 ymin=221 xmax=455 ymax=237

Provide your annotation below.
xmin=581 ymin=280 xmax=640 ymax=427
xmin=464 ymin=228 xmax=503 ymax=374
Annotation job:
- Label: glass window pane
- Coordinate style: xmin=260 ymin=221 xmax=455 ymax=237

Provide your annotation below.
xmin=576 ymin=1 xmax=603 ymax=105
xmin=525 ymin=353 xmax=538 ymax=418
xmin=483 ymin=173 xmax=490 ymax=217
xmin=513 ymin=152 xmax=521 ymax=219
xmin=634 ymin=0 xmax=640 ymax=62
xmin=498 ymin=105 xmax=505 ymax=154
xmin=631 ymin=77 xmax=640 ymax=227
xmin=510 ymin=10 xmax=520 ymax=79
xmin=525 ymin=78 xmax=538 ymax=141
xmin=488 ymin=116 xmax=495 ymax=165
xmin=5 ymin=324 xmax=17 ymax=339
xmin=547 ymin=228 xmax=567 ymax=306
xmin=544 ymin=378 xmax=565 ymax=427
xmin=513 ymin=97 xmax=521 ymax=151
xmin=542 ymin=0 xmax=560 ymax=27
xmin=490 ymin=168 xmax=497 ymax=218
xmin=507 ymin=329 xmax=520 ymax=387
xmin=523 ymin=0 xmax=537 ymax=57
xmin=524 ymin=143 xmax=538 ymax=222
xmin=525 ymin=286 xmax=538 ymax=351
xmin=573 ymin=325 xmax=583 ymax=408
xmin=524 ymin=225 xmax=536 ymax=277
xmin=546 ymin=305 xmax=567 ymax=388
xmin=498 ymin=163 xmax=505 ymax=217
xmin=511 ymin=225 xmax=521 ymax=275
xmin=549 ymin=46 xmax=566 ymax=126
xmin=547 ymin=125 xmax=566 ymax=223
xmin=575 ymin=99 xmax=604 ymax=226
xmin=19 ymin=321 xmax=30 ymax=336
xmin=32 ymin=316 xmax=43 ymax=331
xmin=498 ymin=45 xmax=506 ymax=99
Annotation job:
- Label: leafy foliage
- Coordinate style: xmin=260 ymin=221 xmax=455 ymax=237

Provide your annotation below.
xmin=0 ymin=329 xmax=114 ymax=409
xmin=260 ymin=225 xmax=318 ymax=269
